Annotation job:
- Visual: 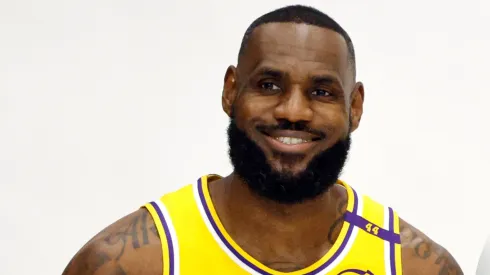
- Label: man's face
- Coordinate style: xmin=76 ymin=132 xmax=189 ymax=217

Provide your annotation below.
xmin=223 ymin=23 xmax=364 ymax=203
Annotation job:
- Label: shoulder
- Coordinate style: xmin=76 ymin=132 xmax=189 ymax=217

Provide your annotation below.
xmin=345 ymin=185 xmax=464 ymax=274
xmin=399 ymin=217 xmax=464 ymax=275
xmin=62 ymin=208 xmax=162 ymax=275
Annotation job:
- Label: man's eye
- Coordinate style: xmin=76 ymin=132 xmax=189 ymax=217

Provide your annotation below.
xmin=311 ymin=89 xmax=331 ymax=97
xmin=260 ymin=82 xmax=281 ymax=91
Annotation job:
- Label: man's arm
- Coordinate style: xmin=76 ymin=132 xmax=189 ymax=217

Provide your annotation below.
xmin=62 ymin=208 xmax=162 ymax=275
xmin=400 ymin=218 xmax=464 ymax=275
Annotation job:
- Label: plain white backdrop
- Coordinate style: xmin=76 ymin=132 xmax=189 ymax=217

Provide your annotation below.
xmin=1 ymin=0 xmax=489 ymax=274
xmin=476 ymin=236 xmax=490 ymax=274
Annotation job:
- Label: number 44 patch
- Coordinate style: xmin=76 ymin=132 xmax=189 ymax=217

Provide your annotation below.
xmin=365 ymin=223 xmax=380 ymax=236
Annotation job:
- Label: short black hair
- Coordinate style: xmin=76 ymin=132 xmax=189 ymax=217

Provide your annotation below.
xmin=238 ymin=5 xmax=356 ymax=77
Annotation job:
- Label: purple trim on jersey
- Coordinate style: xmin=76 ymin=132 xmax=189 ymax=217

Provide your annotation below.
xmin=150 ymin=201 xmax=174 ymax=275
xmin=197 ymin=178 xmax=359 ymax=275
xmin=338 ymin=269 xmax=374 ymax=275
xmin=343 ymin=211 xmax=400 ymax=244
xmin=388 ymin=207 xmax=398 ymax=275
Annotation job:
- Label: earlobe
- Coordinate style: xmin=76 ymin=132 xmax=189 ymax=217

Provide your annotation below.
xmin=222 ymin=65 xmax=238 ymax=117
xmin=349 ymin=82 xmax=364 ymax=132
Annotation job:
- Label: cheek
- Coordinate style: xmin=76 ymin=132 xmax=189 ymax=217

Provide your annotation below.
xmin=313 ymin=106 xmax=349 ymax=137
xmin=235 ymin=94 xmax=277 ymax=121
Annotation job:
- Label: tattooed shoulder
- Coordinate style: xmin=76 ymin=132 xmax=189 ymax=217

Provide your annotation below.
xmin=399 ymin=218 xmax=464 ymax=275
xmin=62 ymin=208 xmax=162 ymax=275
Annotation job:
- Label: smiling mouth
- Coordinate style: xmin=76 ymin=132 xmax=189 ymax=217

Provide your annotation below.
xmin=274 ymin=136 xmax=311 ymax=144
xmin=260 ymin=130 xmax=323 ymax=145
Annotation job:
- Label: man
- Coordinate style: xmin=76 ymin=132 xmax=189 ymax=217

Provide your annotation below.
xmin=62 ymin=5 xmax=464 ymax=275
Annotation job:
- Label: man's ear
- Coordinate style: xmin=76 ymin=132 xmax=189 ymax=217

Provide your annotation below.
xmin=222 ymin=65 xmax=238 ymax=117
xmin=349 ymin=82 xmax=364 ymax=133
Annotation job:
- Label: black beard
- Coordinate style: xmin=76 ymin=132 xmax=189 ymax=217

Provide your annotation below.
xmin=227 ymin=119 xmax=351 ymax=204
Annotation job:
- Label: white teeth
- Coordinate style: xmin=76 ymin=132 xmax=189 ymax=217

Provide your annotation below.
xmin=275 ymin=137 xmax=309 ymax=144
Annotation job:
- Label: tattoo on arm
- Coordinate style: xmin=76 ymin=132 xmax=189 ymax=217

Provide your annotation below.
xmin=63 ymin=209 xmax=159 ymax=275
xmin=104 ymin=209 xmax=159 ymax=260
xmin=400 ymin=223 xmax=463 ymax=275
xmin=435 ymin=251 xmax=463 ymax=275
xmin=61 ymin=247 xmax=122 ymax=275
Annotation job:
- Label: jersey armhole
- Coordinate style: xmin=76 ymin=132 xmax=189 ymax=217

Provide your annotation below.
xmin=392 ymin=209 xmax=403 ymax=275
xmin=142 ymin=201 xmax=179 ymax=275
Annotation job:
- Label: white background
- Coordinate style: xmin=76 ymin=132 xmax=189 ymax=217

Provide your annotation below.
xmin=1 ymin=0 xmax=488 ymax=274
xmin=477 ymin=236 xmax=490 ymax=274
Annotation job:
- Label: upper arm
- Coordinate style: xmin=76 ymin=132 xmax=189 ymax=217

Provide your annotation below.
xmin=399 ymin=218 xmax=464 ymax=275
xmin=62 ymin=208 xmax=162 ymax=275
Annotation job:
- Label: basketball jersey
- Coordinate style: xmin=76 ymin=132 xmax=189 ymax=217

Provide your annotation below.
xmin=143 ymin=175 xmax=403 ymax=275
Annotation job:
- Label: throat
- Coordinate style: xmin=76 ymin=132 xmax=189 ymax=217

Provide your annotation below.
xmin=208 ymin=175 xmax=348 ymax=268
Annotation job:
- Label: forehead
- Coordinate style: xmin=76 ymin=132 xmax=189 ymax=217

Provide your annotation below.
xmin=240 ymin=23 xmax=351 ymax=85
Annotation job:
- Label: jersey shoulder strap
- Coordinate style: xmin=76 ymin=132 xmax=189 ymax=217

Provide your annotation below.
xmin=142 ymin=184 xmax=195 ymax=275
xmin=342 ymin=187 xmax=403 ymax=275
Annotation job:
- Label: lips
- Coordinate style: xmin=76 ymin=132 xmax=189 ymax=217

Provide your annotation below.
xmin=259 ymin=129 xmax=324 ymax=153
xmin=275 ymin=136 xmax=310 ymax=144
xmin=261 ymin=129 xmax=323 ymax=142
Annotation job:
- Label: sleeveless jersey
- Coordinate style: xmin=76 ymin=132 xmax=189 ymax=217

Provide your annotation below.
xmin=143 ymin=175 xmax=403 ymax=275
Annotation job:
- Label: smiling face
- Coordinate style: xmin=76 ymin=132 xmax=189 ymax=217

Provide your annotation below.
xmin=223 ymin=22 xmax=364 ymax=203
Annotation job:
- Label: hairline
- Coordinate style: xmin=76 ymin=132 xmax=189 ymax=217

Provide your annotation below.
xmin=237 ymin=21 xmax=356 ymax=82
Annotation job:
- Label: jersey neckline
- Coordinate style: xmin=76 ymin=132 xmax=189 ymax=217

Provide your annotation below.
xmin=194 ymin=174 xmax=360 ymax=275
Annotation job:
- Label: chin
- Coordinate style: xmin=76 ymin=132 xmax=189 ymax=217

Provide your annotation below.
xmin=269 ymin=157 xmax=308 ymax=176
xmin=270 ymin=149 xmax=321 ymax=171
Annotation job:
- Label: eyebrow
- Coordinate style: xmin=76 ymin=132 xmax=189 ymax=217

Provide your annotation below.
xmin=311 ymin=75 xmax=338 ymax=85
xmin=253 ymin=66 xmax=284 ymax=79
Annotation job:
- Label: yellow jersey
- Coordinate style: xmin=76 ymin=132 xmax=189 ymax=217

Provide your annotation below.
xmin=143 ymin=175 xmax=403 ymax=275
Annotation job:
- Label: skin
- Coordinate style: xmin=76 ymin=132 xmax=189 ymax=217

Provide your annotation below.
xmin=62 ymin=23 xmax=463 ymax=275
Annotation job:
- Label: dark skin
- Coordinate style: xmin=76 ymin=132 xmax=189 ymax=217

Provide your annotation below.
xmin=62 ymin=23 xmax=463 ymax=275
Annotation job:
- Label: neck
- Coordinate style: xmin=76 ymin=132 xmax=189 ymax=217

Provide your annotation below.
xmin=210 ymin=173 xmax=345 ymax=236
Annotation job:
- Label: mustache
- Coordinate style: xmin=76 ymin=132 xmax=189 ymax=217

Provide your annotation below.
xmin=256 ymin=120 xmax=327 ymax=139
